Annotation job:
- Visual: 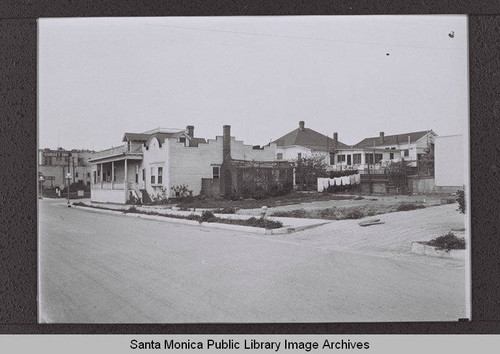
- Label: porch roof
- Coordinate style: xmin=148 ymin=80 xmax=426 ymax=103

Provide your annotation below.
xmin=89 ymin=150 xmax=143 ymax=164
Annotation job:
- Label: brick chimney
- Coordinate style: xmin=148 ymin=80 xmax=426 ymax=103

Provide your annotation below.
xmin=379 ymin=131 xmax=385 ymax=144
xmin=186 ymin=125 xmax=194 ymax=137
xmin=299 ymin=121 xmax=305 ymax=130
xmin=333 ymin=132 xmax=338 ymax=148
xmin=223 ymin=125 xmax=231 ymax=162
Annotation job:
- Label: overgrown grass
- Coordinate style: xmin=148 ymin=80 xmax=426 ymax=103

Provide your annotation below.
xmin=272 ymin=206 xmax=367 ymax=220
xmin=212 ymin=207 xmax=237 ymax=214
xmin=271 ymin=201 xmax=428 ymax=220
xmin=343 ymin=207 xmax=365 ymax=219
xmin=424 ymin=232 xmax=466 ymax=251
xmin=170 ymin=192 xmax=358 ymax=210
xmin=395 ymin=202 xmax=426 ymax=212
xmin=78 ymin=203 xmax=282 ymax=229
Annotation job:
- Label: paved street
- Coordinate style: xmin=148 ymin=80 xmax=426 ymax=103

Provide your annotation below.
xmin=39 ymin=199 xmax=466 ymax=323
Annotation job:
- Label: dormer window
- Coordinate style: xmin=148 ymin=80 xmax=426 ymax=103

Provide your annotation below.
xmin=179 ymin=137 xmax=186 ymax=144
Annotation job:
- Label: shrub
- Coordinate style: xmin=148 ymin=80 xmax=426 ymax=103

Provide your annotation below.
xmin=171 ymin=184 xmax=193 ymax=198
xmin=456 ymin=189 xmax=466 ymax=214
xmin=425 ymin=232 xmax=466 ymax=251
xmin=272 ymin=209 xmax=308 ymax=218
xmin=395 ymin=202 xmax=425 ymax=212
xmin=124 ymin=206 xmax=138 ymax=213
xmin=318 ymin=208 xmax=337 ymax=219
xmin=213 ymin=207 xmax=237 ymax=214
xmin=244 ymin=217 xmax=283 ymax=229
xmin=151 ymin=187 xmax=169 ymax=204
xmin=343 ymin=207 xmax=365 ymax=219
xmin=200 ymin=210 xmax=216 ymax=222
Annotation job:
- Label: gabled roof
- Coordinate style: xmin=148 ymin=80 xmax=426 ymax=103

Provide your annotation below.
xmin=354 ymin=130 xmax=434 ymax=148
xmin=272 ymin=127 xmax=349 ymax=152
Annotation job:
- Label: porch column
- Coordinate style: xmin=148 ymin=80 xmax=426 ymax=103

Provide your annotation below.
xmin=111 ymin=161 xmax=115 ymax=189
xmin=124 ymin=158 xmax=128 ymax=202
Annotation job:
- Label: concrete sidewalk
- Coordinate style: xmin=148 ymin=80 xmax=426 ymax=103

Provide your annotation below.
xmin=271 ymin=203 xmax=467 ymax=265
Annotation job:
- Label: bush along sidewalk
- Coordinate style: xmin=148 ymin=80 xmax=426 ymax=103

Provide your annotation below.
xmin=75 ymin=203 xmax=283 ymax=229
xmin=423 ymin=232 xmax=466 ymax=251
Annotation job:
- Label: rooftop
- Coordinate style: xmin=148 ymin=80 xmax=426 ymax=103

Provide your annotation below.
xmin=272 ymin=121 xmax=349 ymax=151
xmin=354 ymin=130 xmax=434 ymax=148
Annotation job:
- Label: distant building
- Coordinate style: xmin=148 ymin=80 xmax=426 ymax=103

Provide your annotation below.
xmin=89 ymin=125 xmax=293 ymax=204
xmin=271 ymin=120 xmax=349 ymax=165
xmin=330 ymin=130 xmax=437 ymax=173
xmin=38 ymin=148 xmax=94 ymax=189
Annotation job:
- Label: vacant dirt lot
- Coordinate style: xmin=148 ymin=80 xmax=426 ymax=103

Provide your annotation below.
xmin=239 ymin=194 xmax=453 ymax=217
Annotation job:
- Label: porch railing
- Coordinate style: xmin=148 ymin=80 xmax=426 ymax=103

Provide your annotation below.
xmin=92 ymin=181 xmax=144 ymax=190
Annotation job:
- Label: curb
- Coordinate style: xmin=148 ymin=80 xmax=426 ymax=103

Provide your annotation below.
xmin=411 ymin=242 xmax=465 ymax=260
xmin=72 ymin=205 xmax=321 ymax=235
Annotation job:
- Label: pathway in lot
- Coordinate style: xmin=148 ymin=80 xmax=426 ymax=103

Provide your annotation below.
xmin=39 ymin=199 xmax=466 ymax=323
xmin=273 ymin=203 xmax=466 ymax=266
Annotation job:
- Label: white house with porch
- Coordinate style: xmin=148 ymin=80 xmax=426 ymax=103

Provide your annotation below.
xmin=330 ymin=130 xmax=437 ymax=173
xmin=89 ymin=125 xmax=277 ymax=204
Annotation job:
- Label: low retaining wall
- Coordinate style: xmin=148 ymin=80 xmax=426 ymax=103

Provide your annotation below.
xmin=407 ymin=176 xmax=460 ymax=195
xmin=411 ymin=242 xmax=465 ymax=260
xmin=90 ymin=189 xmax=126 ymax=204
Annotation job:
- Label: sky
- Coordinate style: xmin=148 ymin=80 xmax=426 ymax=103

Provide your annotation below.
xmin=38 ymin=15 xmax=468 ymax=151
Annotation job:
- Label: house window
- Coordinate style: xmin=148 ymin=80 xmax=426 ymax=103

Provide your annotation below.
xmin=179 ymin=137 xmax=186 ymax=144
xmin=87 ymin=172 xmax=90 ymax=178
xmin=107 ymin=170 xmax=111 ymax=182
xmin=390 ymin=153 xmax=394 ymax=160
xmin=347 ymin=155 xmax=352 ymax=166
xmin=276 ymin=153 xmax=283 ymax=160
xmin=93 ymin=171 xmax=96 ymax=184
xmin=375 ymin=153 xmax=383 ymax=162
xmin=158 ymin=167 xmax=163 ymax=184
xmin=135 ymin=165 xmax=139 ymax=183
xmin=366 ymin=154 xmax=373 ymax=165
xmin=142 ymin=169 xmax=145 ymax=181
xmin=337 ymin=154 xmax=346 ymax=163
xmin=353 ymin=153 xmax=361 ymax=165
xmin=403 ymin=149 xmax=409 ymax=157
xmin=297 ymin=153 xmax=302 ymax=160
xmin=213 ymin=166 xmax=220 ymax=179
xmin=151 ymin=167 xmax=155 ymax=184
xmin=75 ymin=172 xmax=79 ymax=178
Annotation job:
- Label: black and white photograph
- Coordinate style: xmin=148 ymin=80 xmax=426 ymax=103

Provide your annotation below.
xmin=38 ymin=15 xmax=469 ymax=323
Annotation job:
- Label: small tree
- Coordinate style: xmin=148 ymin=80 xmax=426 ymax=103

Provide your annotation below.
xmin=456 ymin=189 xmax=466 ymax=214
xmin=295 ymin=155 xmax=328 ymax=191
xmin=385 ymin=160 xmax=410 ymax=194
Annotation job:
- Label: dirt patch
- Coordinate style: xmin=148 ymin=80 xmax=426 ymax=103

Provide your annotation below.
xmin=271 ymin=201 xmax=428 ymax=220
xmin=169 ymin=192 xmax=359 ymax=210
